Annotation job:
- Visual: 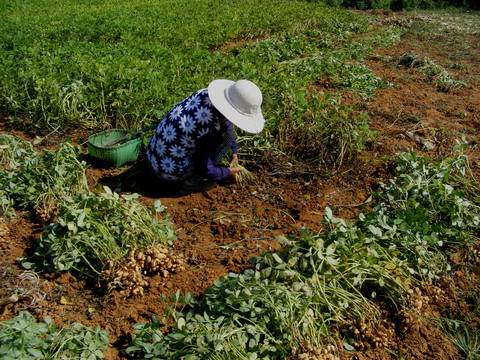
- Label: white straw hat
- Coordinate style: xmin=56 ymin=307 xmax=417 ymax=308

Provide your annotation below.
xmin=208 ymin=79 xmax=265 ymax=134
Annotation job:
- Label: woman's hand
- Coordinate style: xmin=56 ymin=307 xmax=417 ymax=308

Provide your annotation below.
xmin=228 ymin=166 xmax=244 ymax=181
xmin=229 ymin=153 xmax=239 ymax=167
xmin=227 ymin=154 xmax=243 ymax=181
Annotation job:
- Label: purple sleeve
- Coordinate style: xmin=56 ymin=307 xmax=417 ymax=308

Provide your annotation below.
xmin=205 ymin=154 xmax=231 ymax=181
xmin=194 ymin=132 xmax=230 ymax=181
xmin=197 ymin=122 xmax=238 ymax=181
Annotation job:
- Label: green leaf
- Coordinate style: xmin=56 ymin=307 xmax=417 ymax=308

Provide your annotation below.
xmin=27 ymin=348 xmax=44 ymax=357
xmin=272 ymin=253 xmax=283 ymax=263
xmin=100 ymin=333 xmax=109 ymax=344
xmin=326 ymin=244 xmax=336 ymax=256
xmin=152 ymin=332 xmax=161 ymax=342
xmin=343 ymin=338 xmax=355 ymax=351
xmin=21 ymin=261 xmax=35 ymax=269
xmin=85 ymin=330 xmax=93 ymax=343
xmin=166 ymin=332 xmax=186 ymax=341
xmin=326 ymin=256 xmax=339 ymax=266
xmin=154 ymin=200 xmax=165 ymax=212
xmin=184 ymin=354 xmax=199 ymax=360
xmin=368 ymin=224 xmax=382 ymax=237
xmin=324 ymin=207 xmax=333 ymax=220
xmin=88 ymin=339 xmax=97 ymax=351
xmin=77 ymin=211 xmax=86 ymax=227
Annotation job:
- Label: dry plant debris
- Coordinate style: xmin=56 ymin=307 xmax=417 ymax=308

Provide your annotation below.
xmin=236 ymin=168 xmax=256 ymax=187
xmin=232 ymin=162 xmax=256 ymax=187
xmin=0 ymin=271 xmax=49 ymax=311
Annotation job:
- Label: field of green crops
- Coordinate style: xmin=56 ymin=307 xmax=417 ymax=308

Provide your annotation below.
xmin=1 ymin=0 xmax=402 ymax=167
xmin=1 ymin=0 xmax=480 ymax=359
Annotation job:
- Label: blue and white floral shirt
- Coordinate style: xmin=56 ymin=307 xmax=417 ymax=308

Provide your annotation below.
xmin=146 ymin=88 xmax=237 ymax=182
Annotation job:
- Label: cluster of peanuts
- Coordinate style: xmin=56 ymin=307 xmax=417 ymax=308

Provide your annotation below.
xmin=406 ymin=286 xmax=440 ymax=315
xmin=349 ymin=318 xmax=395 ymax=351
xmin=0 ymin=219 xmax=9 ymax=240
xmin=395 ymin=285 xmax=439 ymax=336
xmin=292 ymin=343 xmax=339 ymax=360
xmin=103 ymin=245 xmax=185 ymax=297
xmin=35 ymin=204 xmax=58 ymax=224
xmin=396 ymin=308 xmax=419 ymax=335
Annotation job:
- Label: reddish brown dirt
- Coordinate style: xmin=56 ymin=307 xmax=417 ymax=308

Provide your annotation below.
xmin=1 ymin=11 xmax=479 ymax=360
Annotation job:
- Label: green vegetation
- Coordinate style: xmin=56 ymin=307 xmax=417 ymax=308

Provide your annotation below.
xmin=0 ymin=0 xmax=395 ymax=167
xmin=1 ymin=0 xmax=479 ymax=358
xmin=0 ymin=311 xmax=109 ymax=360
xmin=0 ymin=133 xmax=176 ymax=279
xmin=21 ymin=187 xmax=176 ymax=279
xmin=437 ymin=318 xmax=480 ymax=359
xmin=397 ymin=54 xmax=466 ymax=91
xmin=276 ymin=92 xmax=375 ymax=168
xmin=0 ymin=0 xmax=367 ymax=128
xmin=0 ymin=135 xmax=88 ymax=221
xmin=324 ymin=0 xmax=479 ymax=11
xmin=127 ymin=145 xmax=480 ymax=359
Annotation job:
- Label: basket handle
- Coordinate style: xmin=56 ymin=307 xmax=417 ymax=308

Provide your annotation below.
xmin=105 ymin=124 xmax=158 ymax=147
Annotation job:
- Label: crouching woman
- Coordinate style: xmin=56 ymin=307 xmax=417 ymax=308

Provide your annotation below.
xmin=146 ymin=79 xmax=265 ymax=194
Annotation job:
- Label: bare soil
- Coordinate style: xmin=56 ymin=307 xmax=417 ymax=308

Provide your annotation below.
xmin=1 ymin=11 xmax=479 ymax=360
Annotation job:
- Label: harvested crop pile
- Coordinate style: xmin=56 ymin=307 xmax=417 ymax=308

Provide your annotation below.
xmin=103 ymin=245 xmax=185 ymax=297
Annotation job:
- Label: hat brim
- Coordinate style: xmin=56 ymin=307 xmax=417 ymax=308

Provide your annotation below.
xmin=208 ymin=79 xmax=265 ymax=134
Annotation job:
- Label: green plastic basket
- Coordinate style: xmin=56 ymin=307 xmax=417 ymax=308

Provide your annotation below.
xmin=88 ymin=129 xmax=142 ymax=168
